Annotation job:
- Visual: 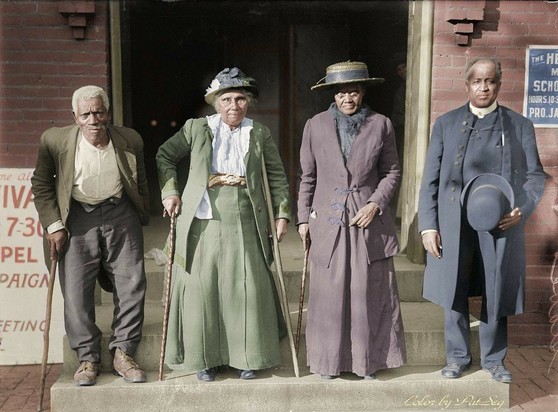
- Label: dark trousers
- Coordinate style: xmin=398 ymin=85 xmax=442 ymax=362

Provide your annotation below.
xmin=59 ymin=195 xmax=146 ymax=363
xmin=444 ymin=309 xmax=508 ymax=368
xmin=445 ymin=224 xmax=508 ymax=368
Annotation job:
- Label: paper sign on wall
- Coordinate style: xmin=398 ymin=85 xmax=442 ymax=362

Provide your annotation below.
xmin=0 ymin=168 xmax=64 ymax=365
xmin=524 ymin=45 xmax=558 ymax=128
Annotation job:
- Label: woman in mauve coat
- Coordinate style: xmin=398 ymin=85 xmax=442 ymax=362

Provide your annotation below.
xmin=297 ymin=61 xmax=406 ymax=380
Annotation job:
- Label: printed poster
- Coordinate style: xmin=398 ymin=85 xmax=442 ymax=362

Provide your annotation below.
xmin=524 ymin=45 xmax=558 ymax=128
xmin=0 ymin=168 xmax=64 ymax=364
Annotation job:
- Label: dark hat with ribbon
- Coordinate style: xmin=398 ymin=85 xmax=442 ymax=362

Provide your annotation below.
xmin=204 ymin=67 xmax=259 ymax=104
xmin=461 ymin=173 xmax=514 ymax=232
xmin=311 ymin=61 xmax=384 ymax=91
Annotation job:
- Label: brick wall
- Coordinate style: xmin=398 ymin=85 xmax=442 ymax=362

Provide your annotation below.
xmin=0 ymin=0 xmax=109 ymax=168
xmin=433 ymin=0 xmax=558 ymax=345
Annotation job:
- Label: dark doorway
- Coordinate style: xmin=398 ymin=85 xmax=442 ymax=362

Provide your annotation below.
xmin=121 ymin=1 xmax=408 ymax=214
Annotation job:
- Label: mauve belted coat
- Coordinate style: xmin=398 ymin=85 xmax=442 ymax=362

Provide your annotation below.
xmin=296 ymin=108 xmax=405 ymax=376
xmin=297 ymin=110 xmax=400 ymax=266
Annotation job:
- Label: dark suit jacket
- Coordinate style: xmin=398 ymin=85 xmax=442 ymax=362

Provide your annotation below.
xmin=297 ymin=109 xmax=400 ymax=268
xmin=418 ymin=103 xmax=545 ymax=319
xmin=31 ymin=124 xmax=150 ymax=267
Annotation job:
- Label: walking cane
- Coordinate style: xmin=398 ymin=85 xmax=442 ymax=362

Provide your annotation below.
xmin=159 ymin=211 xmax=176 ymax=381
xmin=261 ymin=156 xmax=300 ymax=378
xmin=295 ymin=234 xmax=309 ymax=355
xmin=38 ymin=254 xmax=57 ymax=412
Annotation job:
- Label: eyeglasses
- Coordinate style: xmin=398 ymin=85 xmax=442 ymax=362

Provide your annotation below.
xmin=218 ymin=95 xmax=248 ymax=106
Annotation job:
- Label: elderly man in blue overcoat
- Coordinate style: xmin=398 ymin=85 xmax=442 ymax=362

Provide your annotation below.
xmin=418 ymin=57 xmax=545 ymax=383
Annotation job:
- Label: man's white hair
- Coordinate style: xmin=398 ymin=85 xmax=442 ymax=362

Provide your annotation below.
xmin=72 ymin=85 xmax=110 ymax=113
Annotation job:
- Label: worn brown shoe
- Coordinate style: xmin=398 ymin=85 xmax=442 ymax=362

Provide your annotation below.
xmin=112 ymin=348 xmax=146 ymax=383
xmin=74 ymin=361 xmax=99 ymax=386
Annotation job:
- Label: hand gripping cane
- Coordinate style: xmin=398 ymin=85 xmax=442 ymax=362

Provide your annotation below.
xmin=261 ymin=156 xmax=300 ymax=377
xmin=159 ymin=211 xmax=176 ymax=381
xmin=38 ymin=253 xmax=57 ymax=412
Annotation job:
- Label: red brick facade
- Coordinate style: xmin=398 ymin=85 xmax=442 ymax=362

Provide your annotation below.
xmin=0 ymin=0 xmax=556 ymax=346
xmin=433 ymin=0 xmax=558 ymax=346
xmin=0 ymin=0 xmax=109 ymax=168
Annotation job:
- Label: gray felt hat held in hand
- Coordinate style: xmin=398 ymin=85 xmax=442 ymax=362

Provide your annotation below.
xmin=460 ymin=173 xmax=515 ymax=232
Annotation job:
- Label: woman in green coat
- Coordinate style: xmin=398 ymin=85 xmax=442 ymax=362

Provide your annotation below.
xmin=156 ymin=67 xmax=291 ymax=382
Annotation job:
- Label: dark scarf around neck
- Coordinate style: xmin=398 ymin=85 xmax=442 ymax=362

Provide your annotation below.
xmin=329 ymin=102 xmax=371 ymax=161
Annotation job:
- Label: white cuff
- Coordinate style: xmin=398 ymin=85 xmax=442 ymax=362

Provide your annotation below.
xmin=47 ymin=220 xmax=65 ymax=234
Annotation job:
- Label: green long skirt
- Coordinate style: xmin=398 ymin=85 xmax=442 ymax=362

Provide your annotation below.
xmin=164 ymin=185 xmax=281 ymax=372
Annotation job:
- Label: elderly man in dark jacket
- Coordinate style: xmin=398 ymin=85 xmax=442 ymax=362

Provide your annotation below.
xmin=31 ymin=85 xmax=149 ymax=386
xmin=418 ymin=57 xmax=545 ymax=383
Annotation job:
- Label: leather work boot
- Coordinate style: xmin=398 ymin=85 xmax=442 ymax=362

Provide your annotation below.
xmin=74 ymin=361 xmax=99 ymax=386
xmin=112 ymin=348 xmax=146 ymax=383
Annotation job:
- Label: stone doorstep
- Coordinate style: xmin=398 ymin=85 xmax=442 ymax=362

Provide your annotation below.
xmin=50 ymin=366 xmax=509 ymax=412
xmin=61 ymin=301 xmax=480 ymax=373
xmin=99 ymin=258 xmax=427 ymax=305
xmin=54 ymin=218 xmax=505 ymax=412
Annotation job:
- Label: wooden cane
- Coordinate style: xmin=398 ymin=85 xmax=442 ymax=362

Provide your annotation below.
xmin=261 ymin=156 xmax=300 ymax=378
xmin=158 ymin=212 xmax=176 ymax=381
xmin=38 ymin=255 xmax=57 ymax=412
xmin=295 ymin=234 xmax=309 ymax=355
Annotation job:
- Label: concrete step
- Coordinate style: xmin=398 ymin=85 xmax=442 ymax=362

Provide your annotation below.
xmin=61 ymin=301 xmax=480 ymax=374
xmin=55 ymin=217 xmax=498 ymax=412
xmin=50 ymin=364 xmax=509 ymax=412
xmin=104 ymin=216 xmax=428 ymax=304
xmin=99 ymin=253 xmax=426 ymax=305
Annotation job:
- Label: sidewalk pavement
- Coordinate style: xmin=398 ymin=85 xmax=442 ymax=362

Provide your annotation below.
xmin=0 ymin=347 xmax=556 ymax=411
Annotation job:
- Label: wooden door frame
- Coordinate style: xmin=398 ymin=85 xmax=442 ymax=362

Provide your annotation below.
xmin=399 ymin=1 xmax=434 ymax=264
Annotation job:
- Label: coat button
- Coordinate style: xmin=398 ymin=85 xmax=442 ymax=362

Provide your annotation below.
xmin=450 ymin=196 xmax=455 ymax=202
xmin=454 ymin=161 xmax=461 ymax=166
xmin=451 ymin=187 xmax=456 ymax=192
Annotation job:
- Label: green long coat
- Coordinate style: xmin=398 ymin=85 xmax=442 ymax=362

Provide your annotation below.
xmin=156 ymin=117 xmax=291 ymax=270
xmin=156 ymin=117 xmax=291 ymax=371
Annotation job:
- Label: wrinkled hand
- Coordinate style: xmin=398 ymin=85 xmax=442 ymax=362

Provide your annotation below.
xmin=162 ymin=195 xmax=182 ymax=218
xmin=298 ymin=223 xmax=309 ymax=243
xmin=349 ymin=202 xmax=380 ymax=228
xmin=47 ymin=229 xmax=67 ymax=259
xmin=422 ymin=231 xmax=442 ymax=259
xmin=275 ymin=218 xmax=288 ymax=242
xmin=498 ymin=207 xmax=522 ymax=231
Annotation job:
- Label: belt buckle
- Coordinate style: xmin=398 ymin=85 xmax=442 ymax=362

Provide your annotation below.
xmin=223 ymin=173 xmax=238 ymax=185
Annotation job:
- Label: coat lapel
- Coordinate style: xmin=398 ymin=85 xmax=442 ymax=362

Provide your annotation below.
xmin=202 ymin=122 xmax=213 ymax=177
xmin=59 ymin=125 xmax=79 ymax=195
xmin=322 ymin=112 xmax=349 ymax=173
xmin=109 ymin=126 xmax=132 ymax=177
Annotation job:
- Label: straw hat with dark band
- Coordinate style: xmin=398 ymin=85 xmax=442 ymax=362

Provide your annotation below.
xmin=311 ymin=61 xmax=384 ymax=91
